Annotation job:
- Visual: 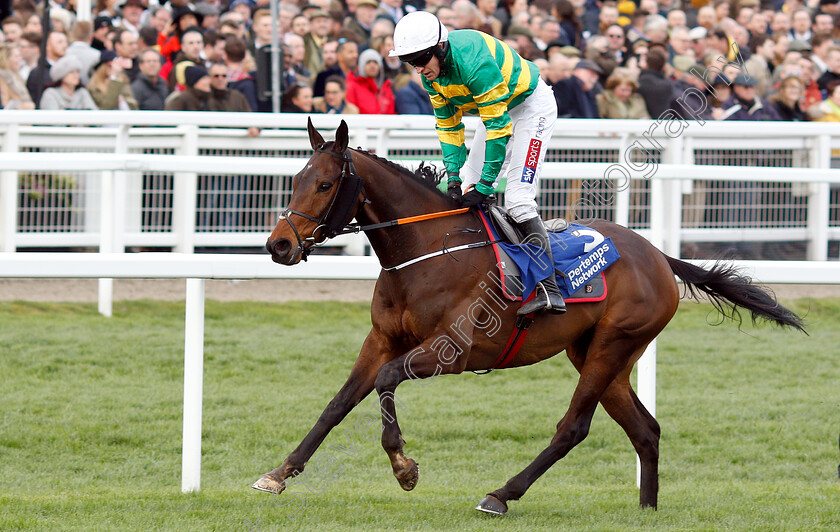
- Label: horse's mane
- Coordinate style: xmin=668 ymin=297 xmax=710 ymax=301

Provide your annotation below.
xmin=343 ymin=144 xmax=451 ymax=200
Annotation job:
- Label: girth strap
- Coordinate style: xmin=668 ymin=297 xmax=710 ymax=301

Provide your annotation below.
xmin=473 ymin=297 xmax=536 ymax=375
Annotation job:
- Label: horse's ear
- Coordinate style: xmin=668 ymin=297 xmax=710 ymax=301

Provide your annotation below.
xmin=307 ymin=117 xmax=325 ymax=150
xmin=334 ymin=120 xmax=349 ymax=152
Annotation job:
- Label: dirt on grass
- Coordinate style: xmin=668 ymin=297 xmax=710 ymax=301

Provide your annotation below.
xmin=0 ymin=279 xmax=377 ymax=303
xmin=0 ymin=279 xmax=838 ymax=303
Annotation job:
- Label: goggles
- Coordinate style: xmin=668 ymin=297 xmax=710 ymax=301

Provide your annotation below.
xmin=401 ymin=48 xmax=435 ymax=68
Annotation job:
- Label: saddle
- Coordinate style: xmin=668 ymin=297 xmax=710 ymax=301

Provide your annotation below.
xmin=477 ymin=205 xmax=618 ymax=303
xmin=485 ymin=204 xmax=568 ymax=245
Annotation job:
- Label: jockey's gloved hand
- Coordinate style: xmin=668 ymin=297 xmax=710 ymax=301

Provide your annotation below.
xmin=460 ymin=188 xmax=489 ymax=207
xmin=447 ymin=183 xmax=462 ymax=201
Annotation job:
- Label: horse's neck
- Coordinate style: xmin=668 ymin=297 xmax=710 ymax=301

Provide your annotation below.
xmin=353 ymin=153 xmax=452 ymax=221
xmin=352 ymin=153 xmax=458 ymax=261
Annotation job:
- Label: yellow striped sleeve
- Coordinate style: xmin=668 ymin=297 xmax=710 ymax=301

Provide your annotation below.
xmin=507 ymin=56 xmax=532 ymax=103
xmin=479 ymin=33 xmax=497 ymax=58
xmin=437 ymin=129 xmax=466 ymax=146
xmin=479 ymin=33 xmax=514 ymax=83
xmin=474 ymin=81 xmax=509 ymax=105
xmin=432 ymin=82 xmax=472 ymax=99
xmin=478 ymin=100 xmax=508 ymax=120
xmin=498 ymin=41 xmax=514 ymax=82
xmin=486 ymin=123 xmax=513 ymax=140
xmin=435 ymin=109 xmax=463 ymax=129
xmin=430 ymin=93 xmax=449 ymax=109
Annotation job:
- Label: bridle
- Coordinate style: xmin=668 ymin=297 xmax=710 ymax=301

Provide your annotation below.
xmin=279 ymin=144 xmax=367 ymax=262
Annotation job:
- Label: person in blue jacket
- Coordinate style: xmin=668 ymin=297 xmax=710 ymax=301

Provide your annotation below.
xmin=719 ymin=74 xmax=781 ymax=121
xmin=394 ymin=69 xmax=433 ymax=114
xmin=552 ymin=59 xmax=602 ymax=118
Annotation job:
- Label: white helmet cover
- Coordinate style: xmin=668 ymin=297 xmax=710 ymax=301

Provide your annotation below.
xmin=389 ymin=11 xmax=449 ymax=58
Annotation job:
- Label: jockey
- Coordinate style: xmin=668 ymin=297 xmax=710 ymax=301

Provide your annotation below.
xmin=391 ymin=11 xmax=565 ymax=315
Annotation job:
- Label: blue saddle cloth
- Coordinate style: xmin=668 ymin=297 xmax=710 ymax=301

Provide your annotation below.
xmin=479 ymin=210 xmax=621 ymax=300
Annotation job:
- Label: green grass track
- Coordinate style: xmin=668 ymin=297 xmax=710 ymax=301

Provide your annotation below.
xmin=0 ymin=298 xmax=837 ymax=531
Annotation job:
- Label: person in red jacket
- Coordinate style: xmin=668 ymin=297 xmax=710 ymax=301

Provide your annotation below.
xmin=345 ymin=48 xmax=395 ymax=114
xmin=157 ymin=6 xmax=203 ymax=70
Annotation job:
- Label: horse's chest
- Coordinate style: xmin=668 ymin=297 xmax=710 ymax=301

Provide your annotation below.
xmin=373 ymin=297 xmax=442 ymax=344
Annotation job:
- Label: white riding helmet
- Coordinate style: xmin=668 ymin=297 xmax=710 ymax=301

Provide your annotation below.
xmin=389 ymin=11 xmax=449 ymax=58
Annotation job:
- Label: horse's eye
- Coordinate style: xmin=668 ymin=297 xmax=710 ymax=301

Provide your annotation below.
xmin=318 ymin=181 xmax=333 ymax=192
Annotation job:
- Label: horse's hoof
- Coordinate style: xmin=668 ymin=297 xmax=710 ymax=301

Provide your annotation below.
xmin=475 ymin=494 xmax=508 ymax=516
xmin=251 ymin=475 xmax=285 ymax=494
xmin=395 ymin=459 xmax=419 ymax=491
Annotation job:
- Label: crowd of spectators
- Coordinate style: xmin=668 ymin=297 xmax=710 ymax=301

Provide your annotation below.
xmin=0 ymin=0 xmax=839 ymax=122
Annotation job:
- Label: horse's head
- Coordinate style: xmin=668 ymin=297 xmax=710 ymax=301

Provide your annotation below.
xmin=266 ymin=118 xmax=367 ymax=265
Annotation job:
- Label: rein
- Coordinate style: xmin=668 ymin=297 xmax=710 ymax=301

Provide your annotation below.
xmin=280 ymin=145 xmax=478 ymax=264
xmin=337 ymin=207 xmax=471 ymax=235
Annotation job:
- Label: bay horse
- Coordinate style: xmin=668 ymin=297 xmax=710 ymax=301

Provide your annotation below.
xmin=256 ymin=119 xmax=805 ymax=515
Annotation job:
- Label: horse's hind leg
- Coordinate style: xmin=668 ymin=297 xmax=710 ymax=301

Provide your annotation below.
xmin=568 ymin=343 xmax=660 ymax=508
xmin=599 ymin=375 xmax=660 ymax=508
xmin=476 ymin=331 xmax=638 ymax=516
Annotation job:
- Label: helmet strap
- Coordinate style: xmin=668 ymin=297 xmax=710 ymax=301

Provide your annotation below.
xmin=435 ymin=41 xmax=449 ymax=77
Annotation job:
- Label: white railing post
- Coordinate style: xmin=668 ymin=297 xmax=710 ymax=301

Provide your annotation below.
xmin=112 ymin=125 xmax=129 ymax=253
xmin=173 ymin=126 xmax=199 ymax=253
xmin=99 ymin=170 xmax=115 ymax=317
xmin=636 ymin=339 xmax=657 ymax=487
xmin=614 ymin=133 xmax=631 ymax=228
xmin=806 ymin=135 xmax=830 ymax=261
xmin=1 ymin=124 xmax=20 ymax=252
xmin=76 ymin=0 xmax=91 ymax=21
xmin=342 ymin=234 xmax=366 ymax=256
xmin=649 ymin=172 xmax=665 ymax=251
xmin=98 ymin=126 xmax=131 ymax=317
xmin=375 ymin=128 xmax=390 ymax=158
xmin=681 ymin=136 xmax=703 ymax=230
xmin=661 ymin=136 xmax=684 ymax=258
xmin=124 ymin=127 xmax=144 ymax=236
xmin=350 ymin=128 xmax=368 ymax=154
xmin=182 ymin=277 xmax=206 ymax=493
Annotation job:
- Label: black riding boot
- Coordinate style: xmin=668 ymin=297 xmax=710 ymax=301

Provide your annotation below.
xmin=516 ymin=216 xmax=566 ymax=316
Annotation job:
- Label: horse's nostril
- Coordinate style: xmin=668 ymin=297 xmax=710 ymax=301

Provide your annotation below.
xmin=267 ymin=238 xmax=292 ymax=257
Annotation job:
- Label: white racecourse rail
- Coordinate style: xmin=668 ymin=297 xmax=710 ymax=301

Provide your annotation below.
xmin=1 ymin=253 xmax=837 ymax=493
xmin=2 ymin=111 xmax=840 ymax=261
xmin=4 ymin=111 xmax=840 ymax=316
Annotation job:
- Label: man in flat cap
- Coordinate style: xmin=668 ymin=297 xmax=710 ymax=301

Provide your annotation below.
xmin=303 ymin=9 xmax=331 ymax=78
xmin=120 ymin=0 xmax=146 ymax=36
xmin=552 ymin=58 xmax=602 ymax=118
xmin=719 ymin=74 xmax=780 ymax=120
xmin=344 ymin=0 xmax=379 ymax=43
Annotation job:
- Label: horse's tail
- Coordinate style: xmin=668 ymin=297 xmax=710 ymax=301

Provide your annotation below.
xmin=664 ymin=255 xmax=806 ymax=333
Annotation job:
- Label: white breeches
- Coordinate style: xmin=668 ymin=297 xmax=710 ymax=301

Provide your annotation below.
xmin=459 ymin=80 xmax=557 ymax=223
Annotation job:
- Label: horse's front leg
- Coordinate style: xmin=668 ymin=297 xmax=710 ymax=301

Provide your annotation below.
xmin=252 ymin=330 xmax=391 ymax=494
xmin=374 ymin=330 xmax=472 ymax=491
